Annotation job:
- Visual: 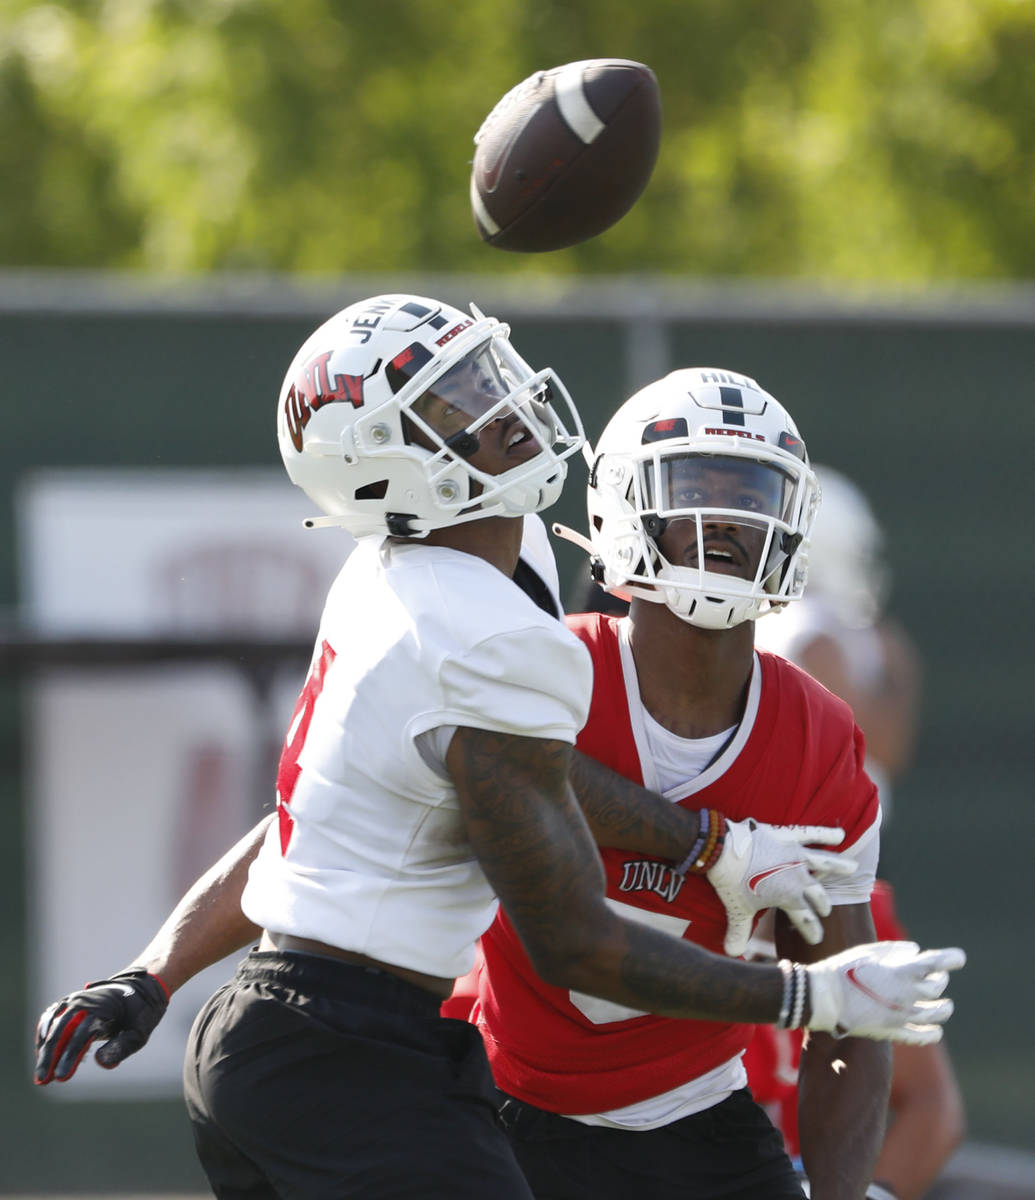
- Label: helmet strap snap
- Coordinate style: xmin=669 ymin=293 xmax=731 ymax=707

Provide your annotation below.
xmin=386 ymin=512 xmax=419 ymax=537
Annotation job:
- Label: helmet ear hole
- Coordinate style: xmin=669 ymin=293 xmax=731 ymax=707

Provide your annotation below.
xmin=355 ymin=480 xmax=389 ymax=500
xmin=278 ymin=292 xmax=584 ymax=538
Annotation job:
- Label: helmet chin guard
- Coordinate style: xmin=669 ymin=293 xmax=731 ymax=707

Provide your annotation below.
xmin=277 ymin=294 xmax=585 ymax=539
xmin=581 ymin=368 xmax=820 ymax=630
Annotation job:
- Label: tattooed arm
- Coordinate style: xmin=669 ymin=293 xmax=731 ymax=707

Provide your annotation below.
xmin=450 ymin=728 xmax=962 ymax=1036
xmin=569 ymin=748 xmax=703 ymax=860
xmin=570 ymin=747 xmax=857 ymax=955
xmin=449 ymin=726 xmax=784 ymax=1023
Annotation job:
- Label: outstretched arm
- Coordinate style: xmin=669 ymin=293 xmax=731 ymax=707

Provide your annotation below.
xmin=34 ymin=817 xmax=270 ymax=1084
xmin=452 ymin=729 xmax=961 ymax=1034
xmin=455 ymin=729 xmax=783 ymax=1022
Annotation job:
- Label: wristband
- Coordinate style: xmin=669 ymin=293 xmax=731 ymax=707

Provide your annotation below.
xmin=672 ymin=809 xmax=710 ymax=877
xmin=146 ymin=971 xmax=171 ymax=1002
xmin=777 ymin=962 xmax=807 ymax=1030
xmin=790 ymin=962 xmax=807 ymax=1031
xmin=866 ymin=1184 xmax=899 ymax=1200
xmin=692 ymin=809 xmax=720 ymax=874
xmin=776 ymin=960 xmax=794 ymax=1028
xmin=693 ymin=808 xmax=718 ymax=873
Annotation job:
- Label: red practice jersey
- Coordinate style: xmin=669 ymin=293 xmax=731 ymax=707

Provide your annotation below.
xmin=475 ymin=613 xmax=879 ymax=1114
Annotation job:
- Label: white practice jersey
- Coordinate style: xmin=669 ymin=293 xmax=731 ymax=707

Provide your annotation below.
xmin=242 ymin=535 xmax=591 ymax=979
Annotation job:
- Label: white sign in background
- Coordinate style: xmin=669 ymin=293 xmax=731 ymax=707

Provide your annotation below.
xmin=21 ymin=470 xmax=354 ymax=1098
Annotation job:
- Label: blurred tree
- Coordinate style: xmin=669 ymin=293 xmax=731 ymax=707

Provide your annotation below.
xmin=0 ymin=0 xmax=1031 ymax=280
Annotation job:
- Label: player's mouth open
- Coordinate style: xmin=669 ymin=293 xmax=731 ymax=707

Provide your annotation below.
xmin=505 ymin=427 xmax=540 ymax=457
xmin=691 ymin=542 xmax=746 ymax=574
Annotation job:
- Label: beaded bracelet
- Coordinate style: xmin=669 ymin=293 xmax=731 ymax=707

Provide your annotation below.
xmin=698 ymin=812 xmax=727 ymax=872
xmin=694 ymin=811 xmax=720 ymax=871
xmin=671 ymin=809 xmax=711 ymax=877
xmin=672 ymin=809 xmax=730 ymax=877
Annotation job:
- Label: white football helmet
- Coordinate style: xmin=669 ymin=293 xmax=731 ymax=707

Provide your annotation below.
xmin=806 ymin=465 xmax=890 ymax=626
xmin=277 ymin=293 xmax=585 ymax=538
xmin=582 ymin=368 xmax=819 ymax=629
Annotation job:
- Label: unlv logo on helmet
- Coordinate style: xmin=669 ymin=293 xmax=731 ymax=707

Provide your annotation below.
xmin=283 ymin=351 xmax=366 ymax=453
xmin=277 ymin=292 xmax=585 ymax=539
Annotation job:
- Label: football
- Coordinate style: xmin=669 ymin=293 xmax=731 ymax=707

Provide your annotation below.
xmin=470 ymin=58 xmax=662 ymax=253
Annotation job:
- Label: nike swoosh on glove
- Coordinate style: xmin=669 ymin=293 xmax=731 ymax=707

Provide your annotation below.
xmin=805 ymin=940 xmax=966 ymax=1044
xmin=34 ymin=968 xmax=169 ymax=1084
xmin=707 ymin=818 xmax=858 ymax=956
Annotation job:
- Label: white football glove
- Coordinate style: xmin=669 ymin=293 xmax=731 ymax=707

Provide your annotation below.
xmin=805 ymin=940 xmax=966 ymax=1044
xmin=707 ymin=819 xmax=858 ymax=956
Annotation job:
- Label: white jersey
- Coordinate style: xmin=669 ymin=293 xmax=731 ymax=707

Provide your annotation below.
xmin=242 ymin=535 xmax=591 ymax=979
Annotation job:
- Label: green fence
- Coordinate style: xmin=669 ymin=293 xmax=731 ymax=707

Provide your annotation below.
xmin=1 ymin=272 xmax=1032 ymax=1193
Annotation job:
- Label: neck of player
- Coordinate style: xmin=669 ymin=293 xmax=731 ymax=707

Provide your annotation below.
xmin=420 ymin=513 xmax=525 ymax=578
xmin=628 ymin=597 xmax=754 ymax=740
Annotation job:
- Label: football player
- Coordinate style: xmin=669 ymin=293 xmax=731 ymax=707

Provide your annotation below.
xmin=33 ymin=311 xmax=963 ymax=1200
xmin=470 ymin=370 xmax=940 ymax=1199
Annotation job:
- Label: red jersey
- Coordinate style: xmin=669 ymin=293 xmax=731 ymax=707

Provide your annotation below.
xmin=743 ymin=878 xmax=906 ymax=1155
xmin=476 ymin=612 xmax=879 ymax=1114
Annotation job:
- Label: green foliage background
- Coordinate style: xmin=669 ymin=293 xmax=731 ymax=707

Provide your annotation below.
xmin=2 ymin=0 xmax=1033 ymax=280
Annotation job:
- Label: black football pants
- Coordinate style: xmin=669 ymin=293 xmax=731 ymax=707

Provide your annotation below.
xmin=498 ymin=1087 xmax=806 ymax=1200
xmin=183 ymin=948 xmax=534 ymax=1200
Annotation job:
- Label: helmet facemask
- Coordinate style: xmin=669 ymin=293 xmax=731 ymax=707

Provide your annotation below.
xmin=387 ymin=331 xmax=579 ymax=530
xmin=631 ymin=448 xmax=814 ymax=628
xmin=281 ymin=295 xmax=585 ymax=539
xmin=581 ymin=369 xmax=820 ymax=630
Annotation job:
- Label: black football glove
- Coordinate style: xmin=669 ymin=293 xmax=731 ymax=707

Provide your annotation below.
xmin=34 ymin=968 xmax=169 ymax=1085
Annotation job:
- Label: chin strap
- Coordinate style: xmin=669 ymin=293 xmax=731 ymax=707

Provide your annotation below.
xmin=551 ymin=521 xmax=594 ymax=554
xmin=303 ymin=513 xmax=352 ymax=530
xmin=552 ymin=522 xmax=635 ymax=604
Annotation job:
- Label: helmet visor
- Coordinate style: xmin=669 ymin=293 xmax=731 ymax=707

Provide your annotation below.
xmin=646 ymin=453 xmax=798 ymax=526
xmin=407 ymin=339 xmax=554 ymax=447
